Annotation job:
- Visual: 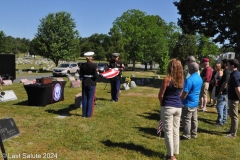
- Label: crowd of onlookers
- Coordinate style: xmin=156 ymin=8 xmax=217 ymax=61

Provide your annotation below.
xmin=158 ymin=56 xmax=240 ymax=160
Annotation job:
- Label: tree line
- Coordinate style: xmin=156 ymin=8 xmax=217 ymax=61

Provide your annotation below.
xmin=0 ymin=7 xmax=236 ymax=74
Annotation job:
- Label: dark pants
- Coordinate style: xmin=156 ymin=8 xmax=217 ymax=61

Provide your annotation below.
xmin=110 ymin=79 xmax=120 ymax=101
xmin=82 ymin=85 xmax=96 ymax=117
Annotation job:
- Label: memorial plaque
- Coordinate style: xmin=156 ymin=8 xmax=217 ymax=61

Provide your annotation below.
xmin=0 ymin=118 xmax=20 ymax=141
xmin=0 ymin=90 xmax=17 ymax=102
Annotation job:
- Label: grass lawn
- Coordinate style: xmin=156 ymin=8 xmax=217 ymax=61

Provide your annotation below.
xmin=0 ymin=71 xmax=240 ymax=160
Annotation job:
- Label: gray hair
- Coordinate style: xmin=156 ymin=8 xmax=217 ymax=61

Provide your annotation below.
xmin=189 ymin=62 xmax=199 ymax=72
xmin=187 ymin=56 xmax=196 ymax=62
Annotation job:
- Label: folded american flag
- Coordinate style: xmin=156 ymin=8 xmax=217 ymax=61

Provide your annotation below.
xmin=157 ymin=120 xmax=164 ymax=135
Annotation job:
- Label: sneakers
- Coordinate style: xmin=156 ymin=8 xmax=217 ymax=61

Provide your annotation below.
xmin=225 ymin=134 xmax=236 ymax=138
xmin=213 ymin=123 xmax=223 ymax=127
xmin=180 ymin=136 xmax=190 ymax=140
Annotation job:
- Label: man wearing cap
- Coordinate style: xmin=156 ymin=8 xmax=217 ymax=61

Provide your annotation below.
xmin=79 ymin=52 xmax=98 ymax=117
xmin=199 ymin=58 xmax=213 ymax=112
xmin=213 ymin=59 xmax=230 ymax=126
xmin=109 ymin=53 xmax=124 ymax=102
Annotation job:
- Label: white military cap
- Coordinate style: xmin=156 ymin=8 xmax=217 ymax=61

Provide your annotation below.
xmin=84 ymin=52 xmax=94 ymax=57
xmin=112 ymin=53 xmax=120 ymax=57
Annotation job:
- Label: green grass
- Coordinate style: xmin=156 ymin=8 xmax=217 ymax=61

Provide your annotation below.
xmin=1 ymin=70 xmax=240 ymax=159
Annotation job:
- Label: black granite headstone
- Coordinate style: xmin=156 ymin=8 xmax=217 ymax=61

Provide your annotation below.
xmin=0 ymin=118 xmax=20 ymax=141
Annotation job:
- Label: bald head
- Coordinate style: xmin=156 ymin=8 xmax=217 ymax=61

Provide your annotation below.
xmin=189 ymin=62 xmax=199 ymax=74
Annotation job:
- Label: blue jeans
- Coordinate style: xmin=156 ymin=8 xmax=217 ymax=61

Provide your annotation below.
xmin=216 ymin=94 xmax=228 ymax=124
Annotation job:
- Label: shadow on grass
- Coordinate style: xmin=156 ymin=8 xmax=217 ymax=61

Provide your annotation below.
xmin=138 ymin=110 xmax=160 ymax=121
xmin=45 ymin=104 xmax=81 ymax=116
xmin=197 ymin=127 xmax=223 ymax=136
xmin=198 ymin=117 xmax=216 ymax=125
xmin=135 ymin=127 xmax=157 ymax=136
xmin=95 ymin=97 xmax=110 ymax=102
xmin=101 ymin=139 xmax=162 ymax=157
xmin=13 ymin=100 xmax=44 ymax=107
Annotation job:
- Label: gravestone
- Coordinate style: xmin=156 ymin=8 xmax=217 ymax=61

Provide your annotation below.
xmin=75 ymin=93 xmax=82 ymax=108
xmin=0 ymin=90 xmax=18 ymax=102
xmin=30 ymin=67 xmax=34 ymax=70
xmin=131 ymin=74 xmax=135 ymax=77
xmin=27 ymin=71 xmax=32 ymax=74
xmin=18 ymin=69 xmax=23 ymax=74
xmin=68 ymin=76 xmax=75 ymax=81
xmin=71 ymin=80 xmax=80 ymax=88
xmin=0 ymin=118 xmax=20 ymax=141
xmin=2 ymin=80 xmax=12 ymax=86
xmin=20 ymin=79 xmax=28 ymax=83
xmin=122 ymin=83 xmax=130 ymax=90
xmin=56 ymin=78 xmax=64 ymax=81
xmin=130 ymin=81 xmax=137 ymax=88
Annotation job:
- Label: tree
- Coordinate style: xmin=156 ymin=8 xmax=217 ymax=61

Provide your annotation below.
xmin=174 ymin=0 xmax=240 ymax=62
xmin=110 ymin=9 xmax=169 ymax=72
xmin=172 ymin=34 xmax=198 ymax=62
xmin=32 ymin=11 xmax=80 ymax=66
xmin=141 ymin=15 xmax=169 ymax=72
xmin=111 ymin=9 xmax=147 ymax=70
xmin=0 ymin=31 xmax=6 ymax=53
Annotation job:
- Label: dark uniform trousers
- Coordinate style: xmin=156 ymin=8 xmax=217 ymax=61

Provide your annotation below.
xmin=82 ymin=85 xmax=96 ymax=117
xmin=111 ymin=79 xmax=120 ymax=101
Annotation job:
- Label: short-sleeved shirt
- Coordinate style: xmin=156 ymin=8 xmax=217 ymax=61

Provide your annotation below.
xmin=109 ymin=60 xmax=123 ymax=80
xmin=80 ymin=62 xmax=98 ymax=87
xmin=215 ymin=69 xmax=230 ymax=96
xmin=182 ymin=72 xmax=203 ymax=108
xmin=200 ymin=66 xmax=213 ymax=82
xmin=228 ymin=70 xmax=240 ymax=100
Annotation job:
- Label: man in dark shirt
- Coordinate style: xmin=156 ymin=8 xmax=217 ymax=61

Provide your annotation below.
xmin=225 ymin=59 xmax=240 ymax=138
xmin=214 ymin=59 xmax=230 ymax=126
xmin=109 ymin=53 xmax=124 ymax=102
xmin=79 ymin=52 xmax=98 ymax=117
xmin=199 ymin=58 xmax=213 ymax=112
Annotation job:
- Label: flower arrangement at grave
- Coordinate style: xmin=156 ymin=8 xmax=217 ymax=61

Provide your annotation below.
xmin=125 ymin=77 xmax=131 ymax=86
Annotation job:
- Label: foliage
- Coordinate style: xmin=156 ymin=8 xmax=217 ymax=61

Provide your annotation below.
xmin=0 ymin=31 xmax=6 ymax=53
xmin=174 ymin=0 xmax=240 ymax=59
xmin=171 ymin=33 xmax=220 ymax=63
xmin=0 ymin=31 xmax=30 ymax=55
xmin=110 ymin=9 xmax=170 ymax=71
xmin=31 ymin=12 xmax=80 ymax=66
xmin=172 ymin=34 xmax=198 ymax=62
xmin=107 ymin=26 xmax=126 ymax=63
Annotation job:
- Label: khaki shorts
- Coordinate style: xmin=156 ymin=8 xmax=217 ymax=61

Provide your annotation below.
xmin=200 ymin=82 xmax=209 ymax=98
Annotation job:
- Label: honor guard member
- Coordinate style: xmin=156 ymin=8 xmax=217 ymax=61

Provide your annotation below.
xmin=79 ymin=52 xmax=98 ymax=117
xmin=109 ymin=53 xmax=124 ymax=102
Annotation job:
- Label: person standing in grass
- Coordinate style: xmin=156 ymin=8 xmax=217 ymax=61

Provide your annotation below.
xmin=211 ymin=63 xmax=223 ymax=106
xmin=158 ymin=58 xmax=184 ymax=160
xmin=180 ymin=62 xmax=203 ymax=140
xmin=109 ymin=53 xmax=124 ymax=102
xmin=80 ymin=52 xmax=98 ymax=117
xmin=213 ymin=59 xmax=230 ymax=126
xmin=199 ymin=58 xmax=213 ymax=112
xmin=225 ymin=59 xmax=240 ymax=138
